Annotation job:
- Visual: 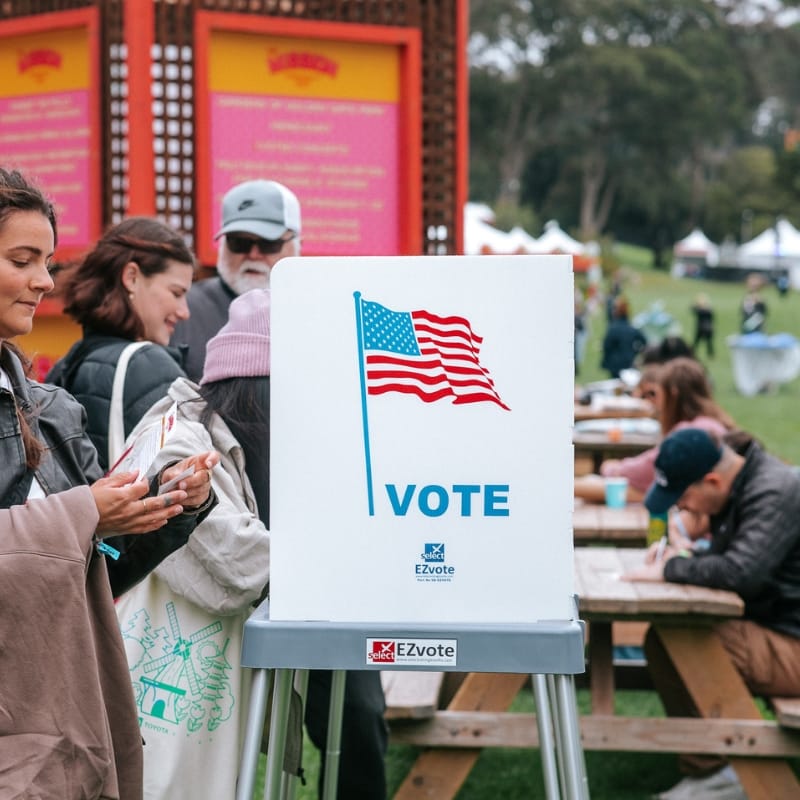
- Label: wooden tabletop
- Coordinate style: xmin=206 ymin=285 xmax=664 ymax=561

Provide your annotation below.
xmin=572 ymin=548 xmax=800 ymax=800
xmin=573 ymin=427 xmax=660 ymax=473
xmin=573 ymin=429 xmax=660 ymax=455
xmin=573 ymin=503 xmax=648 ymax=544
xmin=574 ymin=398 xmax=655 ymax=422
xmin=575 ymin=547 xmax=744 ymax=620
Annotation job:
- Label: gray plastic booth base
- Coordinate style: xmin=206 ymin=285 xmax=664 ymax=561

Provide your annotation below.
xmin=236 ymin=601 xmax=590 ymax=800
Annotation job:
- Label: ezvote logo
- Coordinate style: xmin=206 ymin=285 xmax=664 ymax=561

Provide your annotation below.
xmin=416 ymin=543 xmax=454 ymax=582
xmin=366 ymin=638 xmax=457 ymax=666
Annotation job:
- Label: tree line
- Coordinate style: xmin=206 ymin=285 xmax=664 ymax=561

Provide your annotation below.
xmin=469 ymin=0 xmax=800 ymax=264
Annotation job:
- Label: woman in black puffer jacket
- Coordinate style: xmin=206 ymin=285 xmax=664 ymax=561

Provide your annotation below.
xmin=48 ymin=217 xmax=195 ymax=471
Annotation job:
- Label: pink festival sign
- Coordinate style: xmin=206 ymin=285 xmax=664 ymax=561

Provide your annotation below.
xmin=210 ymin=94 xmax=398 ymax=256
xmin=196 ymin=17 xmax=420 ymax=262
xmin=0 ymin=11 xmax=100 ymax=255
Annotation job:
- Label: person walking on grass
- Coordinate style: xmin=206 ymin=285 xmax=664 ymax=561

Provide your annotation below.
xmin=601 ymin=295 xmax=647 ymax=379
xmin=690 ymin=293 xmax=715 ymax=358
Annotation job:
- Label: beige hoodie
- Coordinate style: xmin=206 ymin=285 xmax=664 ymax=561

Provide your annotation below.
xmin=0 ymin=487 xmax=143 ymax=800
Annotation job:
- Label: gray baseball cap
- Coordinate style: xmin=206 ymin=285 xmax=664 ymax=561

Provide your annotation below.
xmin=215 ymin=179 xmax=302 ymax=241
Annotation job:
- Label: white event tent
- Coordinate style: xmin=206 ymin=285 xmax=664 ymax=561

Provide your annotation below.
xmin=463 ymin=202 xmax=521 ymax=255
xmin=508 ymin=225 xmax=542 ymax=252
xmin=674 ymin=228 xmax=719 ymax=265
xmin=534 ymin=219 xmax=586 ymax=256
xmin=737 ymin=218 xmax=800 ymax=288
xmin=463 ymin=206 xmax=598 ymax=274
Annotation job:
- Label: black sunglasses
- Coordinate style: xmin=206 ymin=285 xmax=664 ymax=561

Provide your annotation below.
xmin=225 ymin=232 xmax=296 ymax=255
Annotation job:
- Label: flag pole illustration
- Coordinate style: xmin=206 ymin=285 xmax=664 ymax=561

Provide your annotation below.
xmin=354 ymin=292 xmax=509 ymax=516
xmin=354 ymin=292 xmax=377 ymax=515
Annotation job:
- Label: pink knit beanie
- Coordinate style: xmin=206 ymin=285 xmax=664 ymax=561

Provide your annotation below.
xmin=200 ymin=289 xmax=270 ymax=384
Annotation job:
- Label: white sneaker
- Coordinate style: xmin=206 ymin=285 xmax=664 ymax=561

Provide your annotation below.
xmin=655 ymin=766 xmax=747 ymax=800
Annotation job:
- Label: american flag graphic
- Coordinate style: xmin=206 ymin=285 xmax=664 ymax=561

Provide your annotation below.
xmin=358 ymin=298 xmax=510 ymax=410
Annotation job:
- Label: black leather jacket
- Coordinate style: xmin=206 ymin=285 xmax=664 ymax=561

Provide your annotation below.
xmin=665 ymin=443 xmax=800 ymax=638
xmin=1 ymin=346 xmax=213 ymax=597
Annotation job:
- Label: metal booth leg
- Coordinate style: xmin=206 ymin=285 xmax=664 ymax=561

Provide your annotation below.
xmin=280 ymin=670 xmax=310 ymax=800
xmin=321 ymin=669 xmax=347 ymax=800
xmin=546 ymin=675 xmax=569 ymax=799
xmin=533 ymin=673 xmax=562 ymax=800
xmin=263 ymin=668 xmax=296 ymax=800
xmin=552 ymin=674 xmax=590 ymax=800
xmin=236 ymin=668 xmax=273 ymax=800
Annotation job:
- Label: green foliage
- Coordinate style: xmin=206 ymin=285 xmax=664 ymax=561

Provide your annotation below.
xmin=492 ymin=200 xmax=540 ymax=234
xmin=469 ymin=0 xmax=800 ymax=248
xmin=703 ymin=146 xmax=793 ymax=242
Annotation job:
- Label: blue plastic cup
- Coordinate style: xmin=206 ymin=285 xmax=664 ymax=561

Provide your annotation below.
xmin=604 ymin=477 xmax=628 ymax=508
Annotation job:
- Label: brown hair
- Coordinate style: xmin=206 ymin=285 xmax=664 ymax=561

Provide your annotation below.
xmin=632 ymin=363 xmax=662 ymax=400
xmin=0 ymin=341 xmax=47 ymax=470
xmin=611 ymin=295 xmax=630 ymax=320
xmin=0 ymin=169 xmax=58 ymax=469
xmin=0 ymin=167 xmax=57 ymax=246
xmin=60 ymin=216 xmax=195 ymax=339
xmin=658 ymin=357 xmax=735 ymax=434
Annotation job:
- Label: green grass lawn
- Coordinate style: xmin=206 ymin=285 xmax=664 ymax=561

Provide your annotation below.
xmin=580 ymin=246 xmax=800 ymax=464
xmin=254 ymin=687 xmax=706 ymax=799
xmin=255 ymin=247 xmax=800 ymax=798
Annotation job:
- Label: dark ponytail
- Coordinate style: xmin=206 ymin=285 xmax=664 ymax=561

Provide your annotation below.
xmin=0 ymin=343 xmax=45 ymax=469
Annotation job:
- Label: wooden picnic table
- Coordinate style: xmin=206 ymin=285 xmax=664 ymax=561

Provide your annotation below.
xmin=573 ymin=501 xmax=648 ymax=546
xmin=576 ymin=547 xmax=800 ymax=799
xmin=574 ymin=397 xmax=655 ymax=422
xmin=573 ymin=429 xmax=659 ymax=473
xmin=386 ymin=549 xmax=800 ymax=799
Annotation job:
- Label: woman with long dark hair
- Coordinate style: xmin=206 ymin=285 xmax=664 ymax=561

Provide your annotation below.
xmin=576 ymin=357 xmax=735 ymax=503
xmin=47 ymin=216 xmax=195 ymax=470
xmin=0 ymin=167 xmax=217 ymax=799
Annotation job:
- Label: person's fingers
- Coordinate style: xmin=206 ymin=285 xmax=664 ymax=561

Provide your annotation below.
xmin=96 ymin=470 xmax=140 ymax=488
xmin=119 ymin=477 xmax=150 ymax=500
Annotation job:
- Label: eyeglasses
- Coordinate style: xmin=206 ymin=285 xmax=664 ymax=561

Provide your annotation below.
xmin=225 ymin=232 xmax=296 ymax=255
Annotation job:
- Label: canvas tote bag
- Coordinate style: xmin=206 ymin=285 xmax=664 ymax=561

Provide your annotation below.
xmin=115 ymin=576 xmax=251 ymax=799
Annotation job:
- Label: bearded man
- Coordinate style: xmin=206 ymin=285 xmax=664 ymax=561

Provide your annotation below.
xmin=172 ymin=179 xmax=301 ymax=381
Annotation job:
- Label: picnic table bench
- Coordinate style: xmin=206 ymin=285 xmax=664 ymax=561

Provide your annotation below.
xmin=576 ymin=547 xmax=800 ymax=800
xmin=772 ymin=697 xmax=800 ymax=729
xmin=382 ymin=671 xmax=445 ymax=720
xmin=381 ymin=550 xmax=800 ymax=800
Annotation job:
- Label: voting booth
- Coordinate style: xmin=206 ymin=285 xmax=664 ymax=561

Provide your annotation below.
xmin=237 ymin=255 xmax=588 ymax=800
